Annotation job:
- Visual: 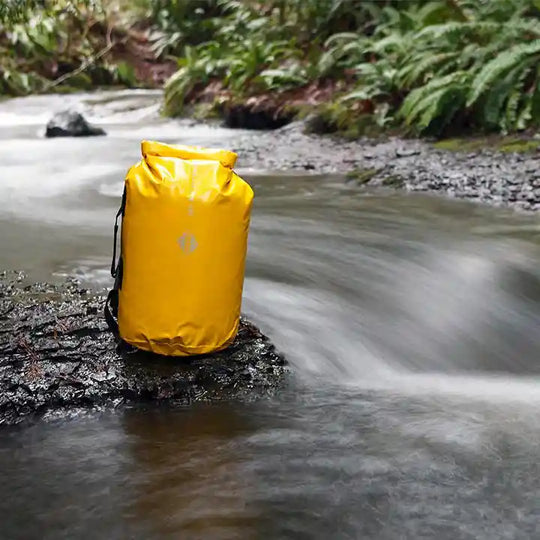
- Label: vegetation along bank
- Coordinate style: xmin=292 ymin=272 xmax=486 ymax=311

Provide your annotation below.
xmin=2 ymin=0 xmax=540 ymax=138
xmin=1 ymin=0 xmax=539 ymax=210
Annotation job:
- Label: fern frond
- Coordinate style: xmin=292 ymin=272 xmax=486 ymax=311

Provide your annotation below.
xmin=531 ymin=76 xmax=540 ymax=126
xmin=400 ymin=70 xmax=470 ymax=122
xmin=479 ymin=65 xmax=521 ymax=127
xmin=323 ymin=32 xmax=361 ymax=48
xmin=414 ymin=21 xmax=498 ymax=42
xmin=468 ymin=40 xmax=540 ymax=106
xmin=516 ymin=97 xmax=532 ymax=131
xmin=397 ymin=51 xmax=459 ymax=88
xmin=417 ymin=1 xmax=459 ymax=26
xmin=164 ymin=67 xmax=192 ymax=115
xmin=365 ymin=34 xmax=407 ymax=54
xmin=403 ymin=84 xmax=467 ymax=133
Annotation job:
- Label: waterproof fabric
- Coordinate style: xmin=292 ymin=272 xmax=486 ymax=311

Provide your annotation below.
xmin=117 ymin=140 xmax=253 ymax=356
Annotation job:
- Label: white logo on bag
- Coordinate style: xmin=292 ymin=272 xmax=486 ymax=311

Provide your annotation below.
xmin=177 ymin=233 xmax=197 ymax=253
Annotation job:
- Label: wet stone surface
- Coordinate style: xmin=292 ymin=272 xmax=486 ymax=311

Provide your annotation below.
xmin=0 ymin=272 xmax=286 ymax=425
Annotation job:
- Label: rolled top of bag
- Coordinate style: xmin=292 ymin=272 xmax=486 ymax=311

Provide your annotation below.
xmin=141 ymin=140 xmax=237 ymax=169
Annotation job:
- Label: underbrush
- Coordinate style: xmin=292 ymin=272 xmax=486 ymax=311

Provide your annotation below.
xmin=154 ymin=0 xmax=540 ymax=137
xmin=3 ymin=0 xmax=540 ymax=139
xmin=0 ymin=0 xmax=154 ymax=95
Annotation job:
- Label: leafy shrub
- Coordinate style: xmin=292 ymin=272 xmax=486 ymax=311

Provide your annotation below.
xmin=0 ymin=0 xmax=131 ymax=96
xmin=313 ymin=0 xmax=540 ymax=135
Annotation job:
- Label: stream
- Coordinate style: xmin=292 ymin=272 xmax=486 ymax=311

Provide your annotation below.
xmin=1 ymin=91 xmax=540 ymax=539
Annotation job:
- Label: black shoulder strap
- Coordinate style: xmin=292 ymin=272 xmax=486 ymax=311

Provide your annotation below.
xmin=104 ymin=186 xmax=126 ymax=338
xmin=104 ymin=289 xmax=120 ymax=338
xmin=111 ymin=187 xmax=126 ymax=278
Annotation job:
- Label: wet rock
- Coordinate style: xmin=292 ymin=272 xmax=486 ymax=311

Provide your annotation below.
xmin=0 ymin=273 xmax=286 ymax=425
xmin=45 ymin=110 xmax=106 ymax=138
xmin=395 ymin=147 xmax=421 ymax=158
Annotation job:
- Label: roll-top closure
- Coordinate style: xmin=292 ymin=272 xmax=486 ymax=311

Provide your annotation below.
xmin=141 ymin=140 xmax=237 ymax=169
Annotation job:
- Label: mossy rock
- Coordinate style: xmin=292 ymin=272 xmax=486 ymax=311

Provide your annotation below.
xmin=345 ymin=168 xmax=380 ymax=185
xmin=381 ymin=174 xmax=405 ymax=188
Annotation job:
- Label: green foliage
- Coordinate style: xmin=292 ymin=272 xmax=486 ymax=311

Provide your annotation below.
xmin=4 ymin=0 xmax=540 ymax=136
xmin=0 ymin=0 xmax=97 ymax=25
xmin=163 ymin=44 xmax=216 ymax=115
xmin=114 ymin=61 xmax=137 ymax=87
xmin=310 ymin=0 xmax=540 ymax=135
xmin=0 ymin=0 xmax=134 ymax=96
xmin=400 ymin=71 xmax=470 ymax=134
xmin=0 ymin=62 xmax=47 ymax=94
xmin=160 ymin=0 xmax=540 ymax=135
xmin=146 ymin=0 xmax=225 ymax=57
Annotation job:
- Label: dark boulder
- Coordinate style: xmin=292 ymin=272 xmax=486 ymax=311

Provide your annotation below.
xmin=0 ymin=272 xmax=286 ymax=425
xmin=45 ymin=110 xmax=106 ymax=138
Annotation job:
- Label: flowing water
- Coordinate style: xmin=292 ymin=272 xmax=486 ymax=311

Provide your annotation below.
xmin=2 ymin=92 xmax=540 ymax=539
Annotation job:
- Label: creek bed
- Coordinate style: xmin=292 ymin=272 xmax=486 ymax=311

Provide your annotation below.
xmin=2 ymin=91 xmax=540 ymax=538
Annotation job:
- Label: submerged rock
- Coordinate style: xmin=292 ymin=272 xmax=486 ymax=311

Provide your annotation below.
xmin=45 ymin=110 xmax=106 ymax=138
xmin=0 ymin=273 xmax=286 ymax=425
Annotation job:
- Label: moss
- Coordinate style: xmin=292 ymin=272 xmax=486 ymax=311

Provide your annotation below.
xmin=382 ymin=175 xmax=405 ymax=188
xmin=346 ymin=168 xmax=379 ymax=184
xmin=433 ymin=137 xmax=489 ymax=152
xmin=192 ymin=101 xmax=222 ymax=120
xmin=498 ymin=138 xmax=540 ymax=153
xmin=434 ymin=135 xmax=540 ymax=153
xmin=51 ymin=85 xmax=84 ymax=94
xmin=66 ymin=72 xmax=93 ymax=90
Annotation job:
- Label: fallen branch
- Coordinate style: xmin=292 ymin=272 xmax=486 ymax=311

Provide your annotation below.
xmin=40 ymin=37 xmax=125 ymax=93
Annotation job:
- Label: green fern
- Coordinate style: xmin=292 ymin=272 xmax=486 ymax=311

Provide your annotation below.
xmin=400 ymin=71 xmax=469 ymax=122
xmin=396 ymin=51 xmax=459 ymax=88
xmin=155 ymin=0 xmax=540 ymax=135
xmin=531 ymin=75 xmax=540 ymax=126
xmin=468 ymin=40 xmax=540 ymax=106
xmin=516 ymin=97 xmax=533 ymax=130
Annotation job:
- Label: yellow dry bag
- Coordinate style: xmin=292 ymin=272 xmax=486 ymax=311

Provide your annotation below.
xmin=104 ymin=140 xmax=253 ymax=356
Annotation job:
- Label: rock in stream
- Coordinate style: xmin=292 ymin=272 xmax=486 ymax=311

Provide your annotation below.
xmin=0 ymin=272 xmax=286 ymax=425
xmin=45 ymin=110 xmax=106 ymax=137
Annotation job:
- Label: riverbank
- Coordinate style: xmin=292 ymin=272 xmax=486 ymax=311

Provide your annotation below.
xmin=4 ymin=88 xmax=539 ymax=212
xmin=226 ymin=121 xmax=540 ymax=212
xmin=0 ymin=272 xmax=286 ymax=425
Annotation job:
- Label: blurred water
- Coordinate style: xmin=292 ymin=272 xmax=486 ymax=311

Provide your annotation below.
xmin=1 ymin=92 xmax=540 ymax=539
